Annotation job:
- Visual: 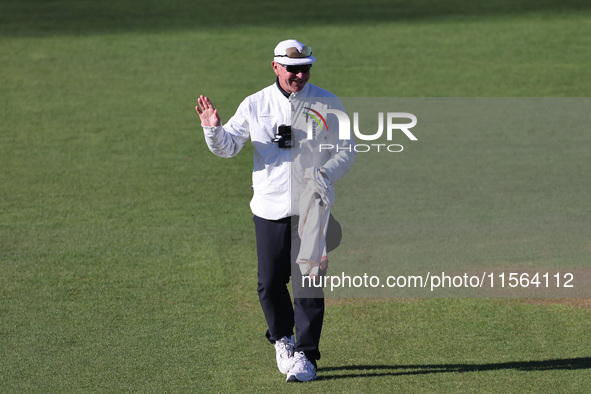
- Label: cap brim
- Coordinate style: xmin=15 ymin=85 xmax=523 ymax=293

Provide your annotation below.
xmin=273 ymin=55 xmax=316 ymax=66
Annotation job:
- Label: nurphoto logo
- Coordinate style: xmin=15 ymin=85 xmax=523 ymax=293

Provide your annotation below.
xmin=304 ymin=108 xmax=418 ymax=153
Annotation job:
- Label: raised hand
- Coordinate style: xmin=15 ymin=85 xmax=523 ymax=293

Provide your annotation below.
xmin=195 ymin=95 xmax=221 ymax=127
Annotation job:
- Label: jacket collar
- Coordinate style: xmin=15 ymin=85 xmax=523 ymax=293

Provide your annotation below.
xmin=275 ymin=78 xmax=310 ymax=99
xmin=275 ymin=78 xmax=290 ymax=99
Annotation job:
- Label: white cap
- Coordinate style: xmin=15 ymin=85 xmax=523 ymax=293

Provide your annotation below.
xmin=273 ymin=39 xmax=316 ymax=66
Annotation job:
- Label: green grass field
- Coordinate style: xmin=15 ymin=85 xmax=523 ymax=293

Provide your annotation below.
xmin=1 ymin=1 xmax=590 ymax=391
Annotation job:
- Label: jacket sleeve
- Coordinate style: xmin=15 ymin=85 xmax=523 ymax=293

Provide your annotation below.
xmin=202 ymin=100 xmax=250 ymax=158
xmin=321 ymin=137 xmax=356 ymax=183
xmin=320 ymin=100 xmax=357 ymax=183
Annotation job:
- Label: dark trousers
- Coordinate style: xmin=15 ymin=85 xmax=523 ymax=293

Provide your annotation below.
xmin=254 ymin=215 xmax=324 ymax=362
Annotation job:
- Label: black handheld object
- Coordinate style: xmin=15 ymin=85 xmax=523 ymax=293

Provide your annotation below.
xmin=272 ymin=125 xmax=292 ymax=148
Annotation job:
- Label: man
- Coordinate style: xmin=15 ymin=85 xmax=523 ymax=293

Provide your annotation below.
xmin=196 ymin=39 xmax=355 ymax=382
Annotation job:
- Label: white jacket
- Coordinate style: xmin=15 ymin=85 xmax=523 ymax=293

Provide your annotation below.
xmin=203 ymin=82 xmax=356 ymax=220
xmin=296 ymin=167 xmax=335 ymax=276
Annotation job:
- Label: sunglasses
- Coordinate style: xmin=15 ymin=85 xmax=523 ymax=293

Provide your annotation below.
xmin=279 ymin=64 xmax=312 ymax=74
xmin=276 ymin=45 xmax=312 ymax=58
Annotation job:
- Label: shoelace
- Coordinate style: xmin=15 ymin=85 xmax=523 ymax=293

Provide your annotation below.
xmin=292 ymin=351 xmax=308 ymax=370
xmin=278 ymin=339 xmax=294 ymax=356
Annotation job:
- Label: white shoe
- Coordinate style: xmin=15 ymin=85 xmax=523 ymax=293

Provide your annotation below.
xmin=274 ymin=335 xmax=295 ymax=374
xmin=286 ymin=351 xmax=317 ymax=382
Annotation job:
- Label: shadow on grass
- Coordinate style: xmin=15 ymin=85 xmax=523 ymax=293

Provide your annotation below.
xmin=317 ymin=357 xmax=591 ymax=380
xmin=1 ymin=0 xmax=591 ymax=37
